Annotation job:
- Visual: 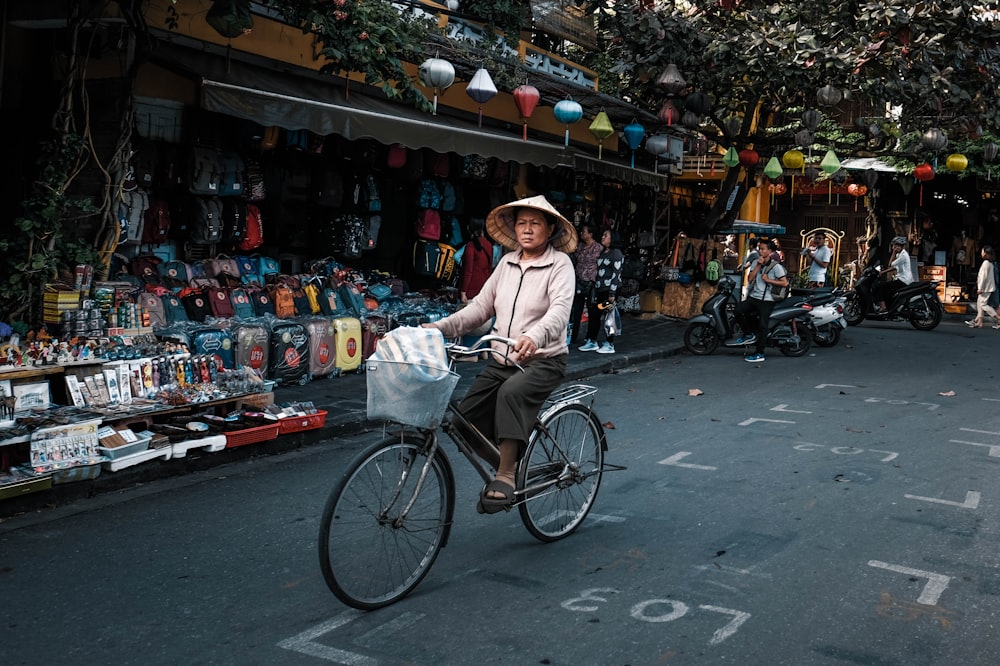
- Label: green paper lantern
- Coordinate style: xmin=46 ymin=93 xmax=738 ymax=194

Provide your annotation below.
xmin=722 ymin=147 xmax=739 ymax=168
xmin=763 ymin=156 xmax=783 ymax=180
xmin=820 ymin=150 xmax=841 ymax=175
xmin=589 ymin=110 xmax=615 ymax=159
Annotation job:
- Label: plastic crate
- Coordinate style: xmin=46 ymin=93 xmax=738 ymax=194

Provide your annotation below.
xmin=224 ymin=422 xmax=281 ymax=448
xmin=278 ymin=410 xmax=328 ymax=435
xmin=99 ymin=436 xmax=152 ymax=461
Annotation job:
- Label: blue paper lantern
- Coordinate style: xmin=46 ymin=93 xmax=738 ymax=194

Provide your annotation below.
xmin=622 ymin=121 xmax=645 ymax=168
xmin=553 ymin=98 xmax=584 ymax=147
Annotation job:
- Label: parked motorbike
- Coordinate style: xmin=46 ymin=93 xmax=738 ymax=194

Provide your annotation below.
xmin=684 ymin=277 xmax=814 ymax=356
xmin=787 ymin=288 xmax=848 ymax=347
xmin=842 ymin=265 xmax=943 ymax=330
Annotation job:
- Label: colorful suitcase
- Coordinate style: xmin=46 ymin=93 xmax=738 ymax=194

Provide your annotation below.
xmin=361 ymin=314 xmax=391 ymax=360
xmin=190 ymin=327 xmax=235 ymax=370
xmin=332 ymin=316 xmax=363 ymax=373
xmin=299 ymin=317 xmax=337 ymax=378
xmin=231 ymin=323 xmax=270 ymax=373
xmin=268 ymin=321 xmax=310 ymax=384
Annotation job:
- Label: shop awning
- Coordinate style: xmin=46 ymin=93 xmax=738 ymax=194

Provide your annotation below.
xmin=201 ymin=78 xmax=573 ymax=168
xmin=574 ymin=154 xmax=672 ymax=189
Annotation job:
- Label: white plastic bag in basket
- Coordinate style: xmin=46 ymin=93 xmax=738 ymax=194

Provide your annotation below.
xmin=370 ymin=326 xmax=450 ymax=372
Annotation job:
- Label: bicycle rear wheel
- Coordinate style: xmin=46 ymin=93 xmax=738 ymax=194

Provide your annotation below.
xmin=318 ymin=435 xmax=455 ymax=610
xmin=517 ymin=403 xmax=605 ymax=543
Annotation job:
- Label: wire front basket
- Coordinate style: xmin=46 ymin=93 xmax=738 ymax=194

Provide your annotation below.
xmin=366 ymin=359 xmax=460 ymax=429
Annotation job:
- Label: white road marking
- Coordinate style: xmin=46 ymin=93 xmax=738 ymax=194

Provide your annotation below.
xmin=815 ymin=383 xmax=857 ymax=389
xmin=277 ymin=610 xmax=377 ymax=665
xmin=738 ymin=417 xmax=795 ymax=426
xmin=961 ymin=427 xmax=1000 ymax=436
xmin=631 ymin=599 xmax=689 ymax=623
xmin=950 ymin=439 xmax=1000 ymax=457
xmin=658 ymin=451 xmax=718 ymax=470
xmin=355 ymin=611 xmax=423 ymax=650
xmin=867 ymin=560 xmax=952 ymax=606
xmin=771 ymin=404 xmax=812 ymax=414
xmin=699 ymin=605 xmax=752 ymax=645
xmin=904 ymin=490 xmax=981 ymax=509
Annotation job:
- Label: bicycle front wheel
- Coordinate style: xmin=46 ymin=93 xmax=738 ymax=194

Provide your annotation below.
xmin=517 ymin=403 xmax=605 ymax=543
xmin=318 ymin=435 xmax=455 ymax=610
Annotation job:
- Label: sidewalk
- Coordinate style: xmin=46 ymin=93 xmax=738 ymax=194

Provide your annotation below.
xmin=0 ymin=314 xmax=690 ymax=518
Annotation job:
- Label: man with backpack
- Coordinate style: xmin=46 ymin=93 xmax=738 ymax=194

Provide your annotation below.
xmin=730 ymin=238 xmax=789 ymax=363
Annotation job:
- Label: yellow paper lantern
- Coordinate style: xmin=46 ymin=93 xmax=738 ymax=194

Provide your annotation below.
xmin=782 ymin=149 xmax=805 ymax=171
xmin=946 ymin=153 xmax=968 ymax=172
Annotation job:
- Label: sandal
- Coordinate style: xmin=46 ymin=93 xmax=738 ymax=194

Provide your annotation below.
xmin=476 ymin=479 xmax=515 ymax=514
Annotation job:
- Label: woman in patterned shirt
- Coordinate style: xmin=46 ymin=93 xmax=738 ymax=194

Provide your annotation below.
xmin=578 ymin=229 xmax=624 ymax=354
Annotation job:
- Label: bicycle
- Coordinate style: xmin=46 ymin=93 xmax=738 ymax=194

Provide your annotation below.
xmin=317 ymin=333 xmax=613 ymax=610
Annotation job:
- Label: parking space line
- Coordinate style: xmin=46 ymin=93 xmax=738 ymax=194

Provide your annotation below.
xmin=658 ymin=451 xmax=717 ymax=470
xmin=867 ymin=560 xmax=952 ymax=606
xmin=950 ymin=439 xmax=1000 ymax=457
xmin=904 ymin=490 xmax=981 ymax=509
xmin=738 ymin=417 xmax=795 ymax=426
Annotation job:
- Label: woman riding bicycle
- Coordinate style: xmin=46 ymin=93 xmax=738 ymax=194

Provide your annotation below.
xmin=424 ymin=195 xmax=577 ymax=514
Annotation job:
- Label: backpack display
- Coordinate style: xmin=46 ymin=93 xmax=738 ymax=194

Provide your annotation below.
xmin=413 ymin=240 xmax=456 ymax=280
xmin=220 ymin=197 xmax=248 ymax=247
xmin=705 ymin=250 xmax=722 ymax=285
xmin=182 ymin=291 xmax=213 ymax=322
xmin=415 ymin=209 xmax=441 ymax=241
xmin=218 ymin=151 xmax=245 ymax=197
xmin=267 ymin=284 xmax=297 ymax=319
xmin=243 ymin=158 xmax=266 ymax=201
xmin=118 ymin=189 xmax=150 ymax=245
xmin=161 ymin=294 xmax=189 ymax=324
xmin=248 ymin=287 xmax=276 ymax=316
xmin=138 ymin=292 xmax=167 ymax=329
xmin=141 ymin=197 xmax=171 ymax=245
xmin=189 ymin=146 xmax=223 ymax=195
xmin=206 ymin=286 xmax=236 ymax=319
xmin=159 ymin=260 xmax=190 ymax=289
xmin=190 ymin=196 xmax=224 ymax=245
xmin=234 ymin=255 xmax=262 ymax=286
xmin=337 ymin=282 xmax=367 ymax=317
xmin=239 ymin=203 xmax=264 ymax=251
xmin=229 ymin=287 xmax=256 ymax=319
xmin=258 ymin=255 xmax=280 ymax=280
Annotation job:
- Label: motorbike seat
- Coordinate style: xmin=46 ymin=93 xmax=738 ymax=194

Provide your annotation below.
xmin=895 ymin=281 xmax=933 ymax=297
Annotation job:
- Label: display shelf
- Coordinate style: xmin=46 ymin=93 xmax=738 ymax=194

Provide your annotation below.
xmin=101 ymin=445 xmax=172 ymax=472
xmin=0 ymin=471 xmax=52 ymax=500
xmin=171 ymin=435 xmax=226 ymax=458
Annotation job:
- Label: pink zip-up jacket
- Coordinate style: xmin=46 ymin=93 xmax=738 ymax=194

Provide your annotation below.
xmin=433 ymin=244 xmax=574 ymax=364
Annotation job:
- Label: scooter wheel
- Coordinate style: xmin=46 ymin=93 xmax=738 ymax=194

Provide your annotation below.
xmin=843 ymin=298 xmax=864 ymax=326
xmin=813 ymin=324 xmax=841 ymax=347
xmin=684 ymin=322 xmax=720 ymax=355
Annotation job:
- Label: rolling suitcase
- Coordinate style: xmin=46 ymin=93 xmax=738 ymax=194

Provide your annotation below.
xmin=190 ymin=326 xmax=235 ymax=370
xmin=332 ymin=316 xmax=363 ymax=373
xmin=361 ymin=314 xmax=391 ymax=360
xmin=299 ymin=317 xmax=337 ymax=378
xmin=268 ymin=321 xmax=310 ymax=384
xmin=231 ymin=323 xmax=270 ymax=373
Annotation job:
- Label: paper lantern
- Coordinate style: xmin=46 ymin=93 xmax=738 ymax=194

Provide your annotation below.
xmin=801 ymin=109 xmax=822 ymax=131
xmin=418 ymin=55 xmax=455 ymax=115
xmin=914 ymin=163 xmax=935 ymax=182
xmin=817 ymin=85 xmax=842 ymax=106
xmin=465 ymin=67 xmax=497 ymax=127
xmin=553 ymin=98 xmax=584 ymax=147
xmin=921 ymin=128 xmax=948 ymax=152
xmin=820 ymin=150 xmax=841 ymax=175
xmin=681 ymin=111 xmax=701 ymax=131
xmin=658 ymin=99 xmax=679 ymax=125
xmin=861 ymin=169 xmax=879 ymax=189
xmin=804 ymin=166 xmax=820 ymax=183
xmin=782 ymin=150 xmax=805 ymax=171
xmin=898 ymin=176 xmax=915 ymax=195
xmin=738 ymin=149 xmax=759 ymax=168
xmin=795 ymin=129 xmax=814 ymax=148
xmin=724 ymin=116 xmax=742 ymax=137
xmin=773 ymin=182 xmax=787 ymax=195
xmin=945 ymin=153 xmax=968 ymax=171
xmin=512 ymin=84 xmax=540 ymax=141
xmin=984 ymin=142 xmax=999 ymax=163
xmin=722 ymin=146 xmax=739 ymax=168
xmin=763 ymin=156 xmax=783 ymax=180
xmin=685 ymin=92 xmax=711 ymax=115
xmin=656 ymin=63 xmax=687 ymax=95
xmin=645 ymin=135 xmax=670 ymax=157
xmin=589 ymin=110 xmax=615 ymax=158
xmin=622 ymin=121 xmax=645 ymax=168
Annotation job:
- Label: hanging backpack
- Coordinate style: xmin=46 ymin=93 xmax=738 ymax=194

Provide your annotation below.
xmin=416 ymin=209 xmax=441 ymax=241
xmin=239 ymin=203 xmax=264 ymax=251
xmin=243 ymin=157 xmax=266 ymax=201
xmin=705 ymin=249 xmax=722 ymax=285
xmin=387 ymin=143 xmax=407 ymax=168
xmin=118 ymin=189 xmax=150 ymax=245
xmin=141 ymin=197 xmax=171 ymax=246
xmin=220 ymin=197 xmax=248 ymax=247
xmin=190 ymin=196 xmax=224 ymax=244
xmin=189 ymin=146 xmax=223 ymax=195
xmin=217 ymin=151 xmax=245 ymax=197
xmin=365 ymin=174 xmax=381 ymax=212
xmin=440 ymin=181 xmax=457 ymax=213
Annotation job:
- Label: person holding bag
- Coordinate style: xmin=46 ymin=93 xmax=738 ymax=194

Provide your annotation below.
xmin=569 ymin=224 xmax=602 ymax=345
xmin=579 ymin=229 xmax=624 ymax=354
xmin=731 ymin=238 xmax=788 ymax=363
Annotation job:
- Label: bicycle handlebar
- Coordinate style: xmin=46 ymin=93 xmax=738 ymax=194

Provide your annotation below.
xmin=444 ymin=334 xmax=524 ymax=370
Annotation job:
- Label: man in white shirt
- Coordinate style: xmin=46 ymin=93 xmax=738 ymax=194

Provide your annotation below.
xmin=875 ymin=236 xmax=914 ymax=313
xmin=804 ymin=231 xmax=832 ymax=288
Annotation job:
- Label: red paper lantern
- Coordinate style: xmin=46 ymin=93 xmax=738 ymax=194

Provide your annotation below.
xmin=738 ymin=149 xmax=759 ymax=167
xmin=773 ymin=182 xmax=787 ymax=195
xmin=512 ymin=84 xmax=540 ymax=141
xmin=913 ymin=163 xmax=935 ymax=182
xmin=658 ymin=99 xmax=679 ymax=125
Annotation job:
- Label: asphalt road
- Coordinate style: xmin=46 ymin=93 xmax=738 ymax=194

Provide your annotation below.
xmin=2 ymin=317 xmax=999 ymax=665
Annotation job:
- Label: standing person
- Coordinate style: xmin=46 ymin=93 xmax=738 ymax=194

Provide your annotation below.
xmin=458 ymin=217 xmax=493 ymax=303
xmin=579 ymin=229 xmax=624 ymax=354
xmin=803 ymin=231 xmax=831 ymax=288
xmin=772 ymin=238 xmax=785 ymax=263
xmin=568 ymin=224 xmax=602 ymax=345
xmin=966 ymin=245 xmax=999 ymax=328
xmin=731 ymin=238 xmax=788 ymax=363
xmin=424 ymin=195 xmax=576 ymax=514
xmin=874 ymin=236 xmax=914 ymax=313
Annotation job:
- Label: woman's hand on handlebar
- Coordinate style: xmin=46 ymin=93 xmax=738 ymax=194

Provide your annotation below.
xmin=512 ymin=335 xmax=537 ymax=362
